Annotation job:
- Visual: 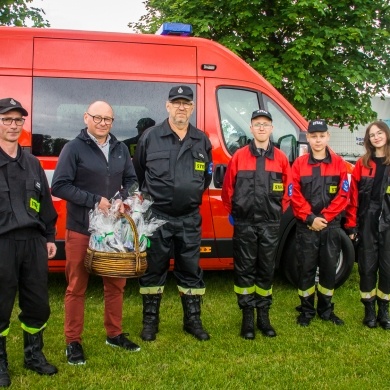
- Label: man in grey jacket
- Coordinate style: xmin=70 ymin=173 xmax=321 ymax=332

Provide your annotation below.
xmin=51 ymin=100 xmax=139 ymax=366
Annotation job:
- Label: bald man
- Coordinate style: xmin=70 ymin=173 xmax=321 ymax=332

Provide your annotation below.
xmin=52 ymin=101 xmax=139 ymax=365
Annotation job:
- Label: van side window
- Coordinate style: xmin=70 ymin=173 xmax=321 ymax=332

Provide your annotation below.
xmin=217 ymin=88 xmax=260 ymax=155
xmin=262 ymin=95 xmax=299 ymax=147
xmin=31 ymin=78 xmax=197 ymax=157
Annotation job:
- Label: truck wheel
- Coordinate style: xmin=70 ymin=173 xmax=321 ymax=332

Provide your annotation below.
xmin=282 ymin=229 xmax=355 ymax=289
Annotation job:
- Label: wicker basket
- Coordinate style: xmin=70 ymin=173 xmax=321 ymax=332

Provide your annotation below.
xmin=84 ymin=213 xmax=147 ymax=278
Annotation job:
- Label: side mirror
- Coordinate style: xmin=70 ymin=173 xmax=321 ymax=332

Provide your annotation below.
xmin=297 ymin=131 xmax=309 ymax=156
xmin=278 ymin=134 xmax=297 ymax=163
xmin=213 ymin=164 xmax=227 ymax=188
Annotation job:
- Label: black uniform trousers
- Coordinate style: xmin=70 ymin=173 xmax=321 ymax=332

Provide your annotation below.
xmin=358 ymin=201 xmax=390 ymax=299
xmin=0 ymin=229 xmax=50 ymax=334
xmin=233 ymin=223 xmax=280 ymax=309
xmin=139 ymin=210 xmax=205 ymax=293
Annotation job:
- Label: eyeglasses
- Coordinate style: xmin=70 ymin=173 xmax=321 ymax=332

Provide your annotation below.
xmin=0 ymin=117 xmax=25 ymax=126
xmin=369 ymin=130 xmax=384 ymax=139
xmin=170 ymin=101 xmax=193 ymax=109
xmin=86 ymin=112 xmax=114 ymax=125
xmin=252 ymin=122 xmax=272 ymax=129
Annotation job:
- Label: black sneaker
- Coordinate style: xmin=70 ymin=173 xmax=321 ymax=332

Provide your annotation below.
xmin=106 ymin=333 xmax=140 ymax=352
xmin=66 ymin=342 xmax=86 ymax=365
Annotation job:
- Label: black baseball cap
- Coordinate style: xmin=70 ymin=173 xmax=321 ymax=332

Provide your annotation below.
xmin=168 ymin=85 xmax=193 ymax=101
xmin=308 ymin=119 xmax=328 ymax=133
xmin=0 ymin=98 xmax=28 ymax=116
xmin=251 ymin=109 xmax=272 ymax=121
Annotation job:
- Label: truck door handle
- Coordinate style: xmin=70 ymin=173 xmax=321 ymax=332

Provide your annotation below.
xmin=213 ymin=164 xmax=227 ymax=188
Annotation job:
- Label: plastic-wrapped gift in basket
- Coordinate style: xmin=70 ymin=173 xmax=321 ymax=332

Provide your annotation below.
xmin=84 ymin=188 xmax=166 ymax=278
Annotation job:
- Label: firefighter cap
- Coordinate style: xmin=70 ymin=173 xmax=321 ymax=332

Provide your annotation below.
xmin=0 ymin=97 xmax=28 ymax=116
xmin=168 ymin=85 xmax=194 ymax=101
xmin=251 ymin=109 xmax=272 ymax=121
xmin=308 ymin=119 xmax=328 ymax=133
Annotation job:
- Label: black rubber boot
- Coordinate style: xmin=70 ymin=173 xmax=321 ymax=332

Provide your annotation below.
xmin=240 ymin=308 xmax=255 ymax=340
xmin=0 ymin=336 xmax=10 ymax=388
xmin=317 ymin=292 xmax=344 ymax=325
xmin=296 ymin=294 xmax=316 ymax=327
xmin=181 ymin=295 xmax=210 ymax=341
xmin=361 ymin=299 xmax=377 ymax=328
xmin=23 ymin=330 xmax=58 ymax=375
xmin=377 ymin=299 xmax=390 ymax=330
xmin=140 ymin=294 xmax=162 ymax=341
xmin=256 ymin=307 xmax=276 ymax=337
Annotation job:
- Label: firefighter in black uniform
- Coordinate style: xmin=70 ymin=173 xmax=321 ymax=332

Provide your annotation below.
xmin=133 ymin=85 xmax=213 ymax=342
xmin=345 ymin=121 xmax=390 ymax=329
xmin=221 ymin=110 xmax=292 ymax=339
xmin=291 ymin=119 xmax=349 ymax=327
xmin=0 ymin=98 xmax=58 ymax=388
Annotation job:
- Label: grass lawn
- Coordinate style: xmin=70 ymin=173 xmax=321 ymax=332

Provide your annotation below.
xmin=6 ymin=264 xmax=390 ymax=389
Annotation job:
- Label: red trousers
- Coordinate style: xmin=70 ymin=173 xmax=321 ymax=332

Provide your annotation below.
xmin=64 ymin=230 xmax=126 ymax=344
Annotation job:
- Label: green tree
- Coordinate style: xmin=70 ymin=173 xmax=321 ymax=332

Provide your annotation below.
xmin=0 ymin=0 xmax=49 ymax=27
xmin=130 ymin=0 xmax=390 ymax=129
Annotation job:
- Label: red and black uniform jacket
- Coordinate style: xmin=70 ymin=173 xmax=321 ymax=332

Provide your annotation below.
xmin=345 ymin=158 xmax=390 ymax=233
xmin=221 ymin=140 xmax=292 ymax=226
xmin=291 ymin=148 xmax=349 ymax=227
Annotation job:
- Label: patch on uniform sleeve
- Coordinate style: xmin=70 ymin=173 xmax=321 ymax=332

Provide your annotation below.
xmin=195 ymin=161 xmax=206 ymax=171
xmin=29 ymin=198 xmax=40 ymax=212
xmin=208 ymin=162 xmax=213 ymax=175
xmin=288 ymin=183 xmax=293 ymax=197
xmin=342 ymin=180 xmax=349 ymax=192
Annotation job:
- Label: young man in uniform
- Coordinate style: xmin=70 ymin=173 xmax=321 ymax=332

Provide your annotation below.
xmin=133 ymin=85 xmax=213 ymax=342
xmin=221 ymin=109 xmax=292 ymax=339
xmin=291 ymin=119 xmax=349 ymax=327
xmin=0 ymin=98 xmax=58 ymax=387
xmin=51 ymin=100 xmax=139 ymax=365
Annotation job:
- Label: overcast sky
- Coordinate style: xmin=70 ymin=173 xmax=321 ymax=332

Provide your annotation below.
xmin=30 ymin=0 xmax=147 ymax=33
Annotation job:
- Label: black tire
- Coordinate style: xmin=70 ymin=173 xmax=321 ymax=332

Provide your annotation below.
xmin=281 ymin=229 xmax=355 ymax=289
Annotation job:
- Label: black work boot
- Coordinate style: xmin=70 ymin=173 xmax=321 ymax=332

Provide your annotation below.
xmin=377 ymin=299 xmax=390 ymax=330
xmin=361 ymin=299 xmax=377 ymax=328
xmin=256 ymin=307 xmax=276 ymax=337
xmin=0 ymin=336 xmax=10 ymax=388
xmin=181 ymin=295 xmax=210 ymax=341
xmin=141 ymin=294 xmax=162 ymax=341
xmin=23 ymin=330 xmax=58 ymax=375
xmin=240 ymin=308 xmax=255 ymax=340
xmin=296 ymin=294 xmax=315 ymax=327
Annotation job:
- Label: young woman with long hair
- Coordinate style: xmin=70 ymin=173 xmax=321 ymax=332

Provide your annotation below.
xmin=345 ymin=121 xmax=390 ymax=329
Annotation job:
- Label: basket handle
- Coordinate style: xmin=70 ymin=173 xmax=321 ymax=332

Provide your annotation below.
xmin=120 ymin=212 xmax=141 ymax=255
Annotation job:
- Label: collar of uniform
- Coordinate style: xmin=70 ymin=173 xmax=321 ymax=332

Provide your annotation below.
xmin=161 ymin=118 xmax=202 ymax=140
xmin=308 ymin=146 xmax=331 ymax=165
xmin=0 ymin=145 xmax=24 ymax=168
xmin=249 ymin=139 xmax=274 ymax=159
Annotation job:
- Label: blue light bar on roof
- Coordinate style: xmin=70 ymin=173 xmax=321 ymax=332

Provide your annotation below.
xmin=156 ymin=23 xmax=193 ymax=36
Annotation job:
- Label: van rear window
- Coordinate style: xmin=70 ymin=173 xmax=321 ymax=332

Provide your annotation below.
xmin=32 ymin=78 xmax=196 ymax=157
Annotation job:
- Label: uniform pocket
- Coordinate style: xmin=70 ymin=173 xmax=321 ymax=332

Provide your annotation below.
xmin=192 ymin=149 xmax=208 ymax=178
xmin=0 ymin=182 xmax=11 ymax=213
xmin=269 ymin=171 xmax=284 ymax=197
xmin=325 ymin=175 xmax=340 ymax=199
xmin=26 ymin=178 xmax=42 ymax=217
xmin=146 ymin=151 xmax=171 ymax=178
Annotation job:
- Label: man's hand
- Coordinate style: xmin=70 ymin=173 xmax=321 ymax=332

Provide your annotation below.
xmin=98 ymin=197 xmax=111 ymax=214
xmin=47 ymin=242 xmax=57 ymax=259
xmin=309 ymin=217 xmax=328 ymax=231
